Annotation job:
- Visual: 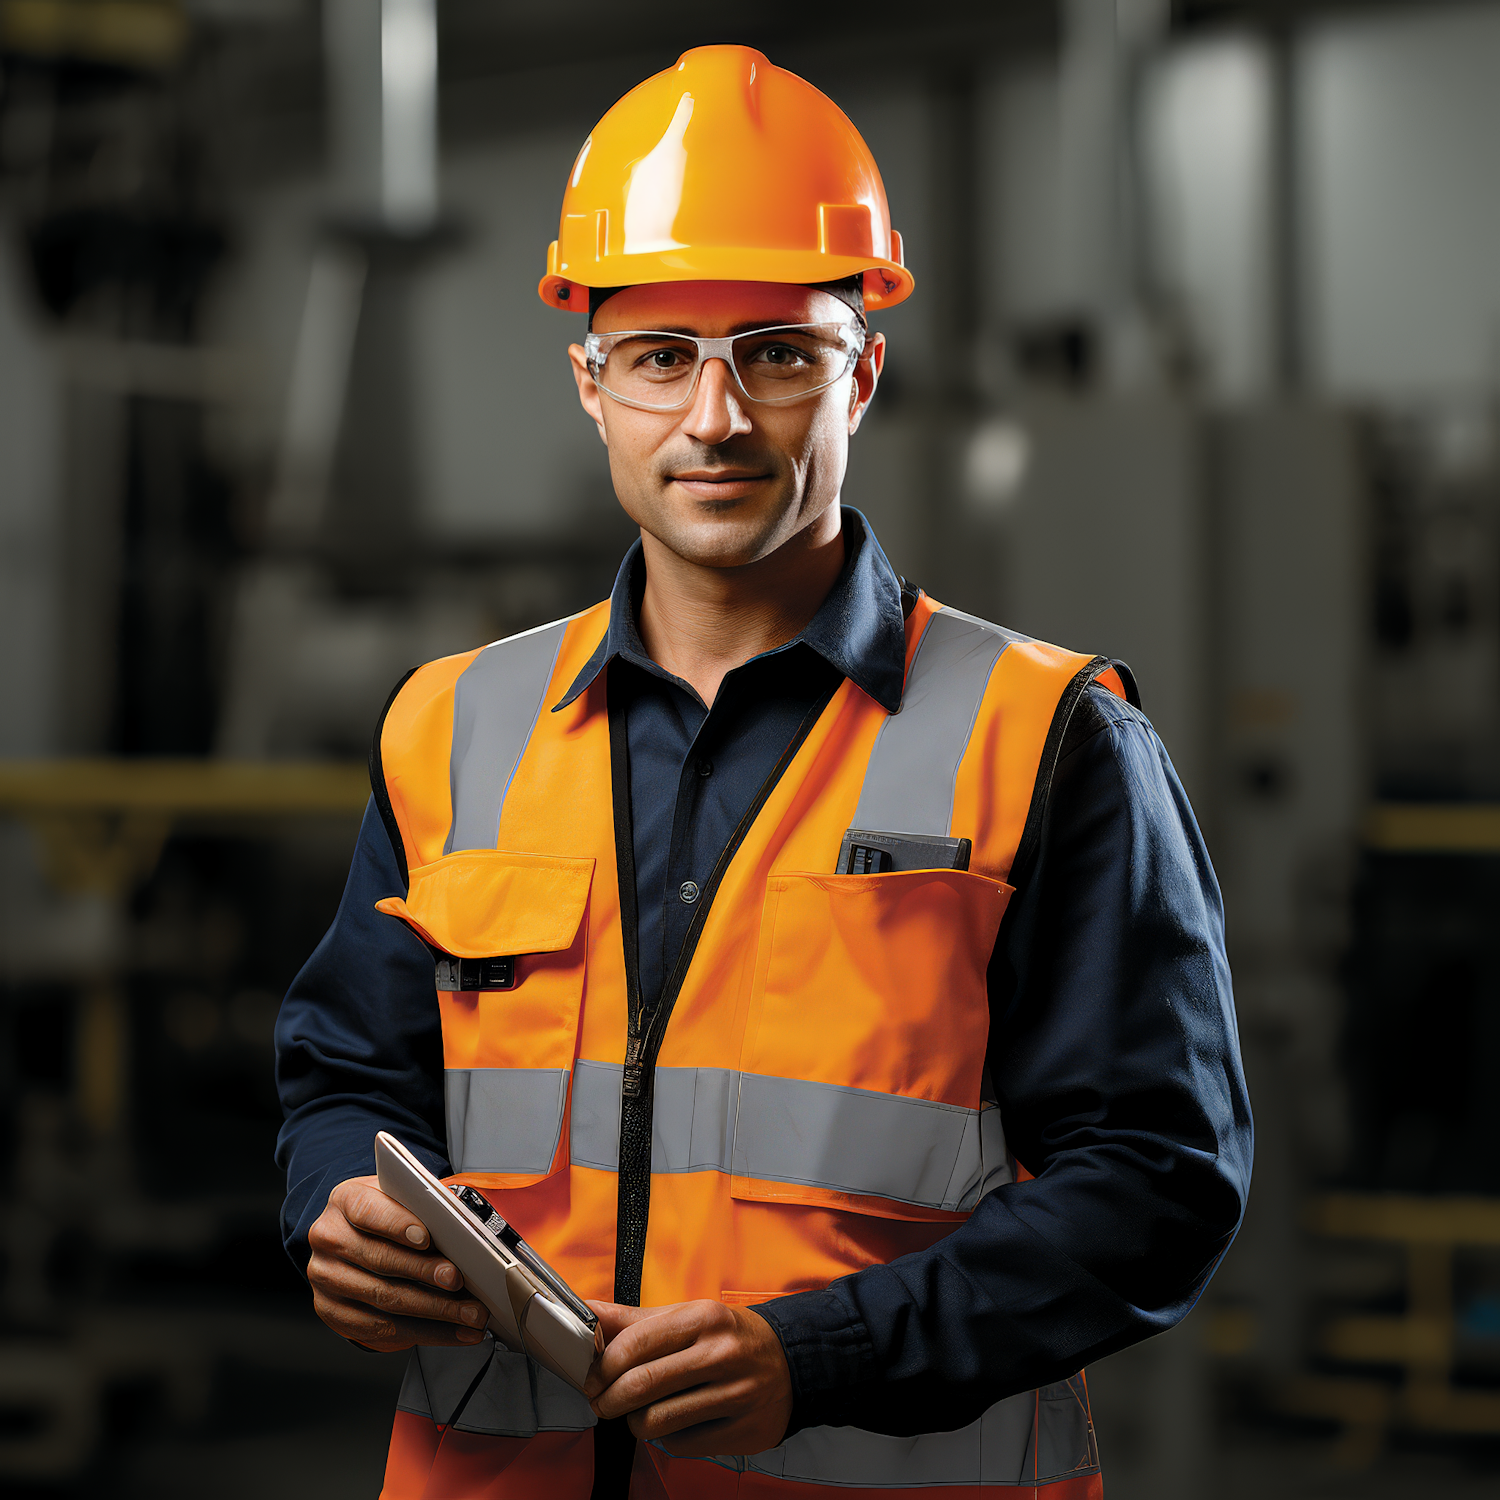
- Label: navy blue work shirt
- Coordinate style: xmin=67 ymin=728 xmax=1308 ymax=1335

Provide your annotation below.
xmin=275 ymin=507 xmax=1252 ymax=1438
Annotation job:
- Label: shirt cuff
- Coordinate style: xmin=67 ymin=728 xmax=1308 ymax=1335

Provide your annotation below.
xmin=751 ymin=1281 xmax=875 ymax=1435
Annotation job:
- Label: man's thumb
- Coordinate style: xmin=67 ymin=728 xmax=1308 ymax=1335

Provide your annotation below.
xmin=585 ymin=1300 xmax=656 ymax=1342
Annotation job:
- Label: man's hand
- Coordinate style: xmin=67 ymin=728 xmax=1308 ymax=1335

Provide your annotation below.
xmin=307 ymin=1175 xmax=489 ymax=1352
xmin=583 ymin=1300 xmax=792 ymax=1457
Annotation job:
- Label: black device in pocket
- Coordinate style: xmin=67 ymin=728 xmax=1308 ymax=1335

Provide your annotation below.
xmin=836 ymin=828 xmax=972 ymax=875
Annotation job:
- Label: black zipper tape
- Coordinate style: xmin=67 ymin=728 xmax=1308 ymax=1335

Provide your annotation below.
xmin=606 ymin=670 xmax=835 ymax=1306
xmin=607 ymin=685 xmax=649 ymax=1306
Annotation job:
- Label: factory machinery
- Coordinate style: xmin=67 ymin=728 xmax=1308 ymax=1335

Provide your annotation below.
xmin=1 ymin=1 xmax=1498 ymax=1495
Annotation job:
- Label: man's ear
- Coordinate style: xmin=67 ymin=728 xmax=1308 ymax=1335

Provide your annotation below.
xmin=569 ymin=343 xmax=610 ymax=446
xmin=848 ymin=331 xmax=885 ymax=437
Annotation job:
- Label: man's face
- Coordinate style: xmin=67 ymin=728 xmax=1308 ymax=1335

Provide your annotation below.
xmin=569 ymin=281 xmax=884 ymax=570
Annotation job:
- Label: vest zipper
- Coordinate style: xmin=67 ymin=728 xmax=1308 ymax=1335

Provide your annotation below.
xmin=621 ymin=1032 xmax=647 ymax=1099
xmin=607 ymin=676 xmax=836 ymax=1304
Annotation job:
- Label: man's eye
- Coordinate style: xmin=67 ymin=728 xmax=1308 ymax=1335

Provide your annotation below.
xmin=639 ymin=347 xmax=690 ymax=369
xmin=745 ymin=341 xmax=816 ymax=369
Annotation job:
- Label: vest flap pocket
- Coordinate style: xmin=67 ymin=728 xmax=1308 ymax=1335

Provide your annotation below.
xmin=377 ymin=850 xmax=595 ymax=957
xmin=378 ymin=851 xmax=595 ymax=1188
xmin=732 ymin=868 xmax=1011 ymax=1221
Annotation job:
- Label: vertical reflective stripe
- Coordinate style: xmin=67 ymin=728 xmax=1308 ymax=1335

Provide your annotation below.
xmin=852 ymin=607 xmax=1023 ymax=838
xmin=446 ymin=619 xmax=570 ymax=853
xmin=446 ymin=1067 xmax=569 ymax=1175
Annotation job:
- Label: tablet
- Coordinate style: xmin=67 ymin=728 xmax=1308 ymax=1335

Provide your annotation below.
xmin=373 ymin=1131 xmax=603 ymax=1391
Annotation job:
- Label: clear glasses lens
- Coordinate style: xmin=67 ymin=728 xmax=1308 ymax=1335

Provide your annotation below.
xmin=588 ymin=323 xmax=862 ymax=410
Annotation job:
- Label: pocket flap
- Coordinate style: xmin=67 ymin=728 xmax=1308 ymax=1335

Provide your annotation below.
xmin=377 ymin=850 xmax=595 ymax=957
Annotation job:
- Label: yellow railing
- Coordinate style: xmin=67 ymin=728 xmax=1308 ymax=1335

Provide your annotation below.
xmin=0 ymin=759 xmax=368 ymax=895
xmin=1365 ymin=803 xmax=1500 ymax=853
xmin=1282 ymin=1192 xmax=1500 ymax=1466
xmin=0 ymin=759 xmax=369 ymax=816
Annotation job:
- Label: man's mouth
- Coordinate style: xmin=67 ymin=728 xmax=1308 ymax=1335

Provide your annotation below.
xmin=669 ymin=469 xmax=772 ymax=500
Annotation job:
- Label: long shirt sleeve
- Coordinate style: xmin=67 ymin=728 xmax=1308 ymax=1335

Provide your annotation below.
xmin=275 ymin=800 xmax=451 ymax=1270
xmin=754 ymin=685 xmax=1253 ymax=1436
xmin=275 ymin=667 xmax=1250 ymax=1434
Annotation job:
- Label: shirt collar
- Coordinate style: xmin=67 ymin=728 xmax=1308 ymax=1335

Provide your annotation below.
xmin=552 ymin=507 xmax=908 ymax=714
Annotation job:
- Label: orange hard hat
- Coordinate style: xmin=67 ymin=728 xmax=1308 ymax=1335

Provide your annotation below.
xmin=539 ymin=45 xmax=914 ymax=313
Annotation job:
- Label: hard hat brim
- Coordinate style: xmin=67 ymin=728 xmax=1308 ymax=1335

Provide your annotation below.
xmin=539 ymin=247 xmax=915 ymax=314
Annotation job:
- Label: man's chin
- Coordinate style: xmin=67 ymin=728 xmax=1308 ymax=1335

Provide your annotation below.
xmin=649 ymin=530 xmax=776 ymax=571
xmin=636 ymin=509 xmax=793 ymax=571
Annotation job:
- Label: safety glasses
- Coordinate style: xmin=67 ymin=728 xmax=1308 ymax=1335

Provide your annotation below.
xmin=584 ymin=321 xmax=867 ymax=412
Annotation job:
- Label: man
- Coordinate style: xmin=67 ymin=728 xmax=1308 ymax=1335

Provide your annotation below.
xmin=276 ymin=44 xmax=1252 ymax=1500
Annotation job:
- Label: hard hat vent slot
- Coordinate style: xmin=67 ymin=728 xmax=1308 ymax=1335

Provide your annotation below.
xmin=819 ymin=203 xmax=875 ymax=259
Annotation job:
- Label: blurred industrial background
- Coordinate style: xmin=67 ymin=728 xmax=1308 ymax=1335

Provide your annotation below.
xmin=2 ymin=0 xmax=1500 ymax=1494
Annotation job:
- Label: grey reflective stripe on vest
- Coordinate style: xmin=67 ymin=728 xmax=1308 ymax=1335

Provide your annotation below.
xmin=722 ymin=1375 xmax=1098 ymax=1485
xmin=446 ymin=1068 xmax=569 ymax=1174
xmin=445 ymin=618 xmax=570 ymax=854
xmin=398 ymin=1340 xmax=595 ymax=1436
xmin=734 ymin=1073 xmax=1009 ymax=1212
xmin=853 ymin=607 xmax=1026 ymax=838
xmin=567 ymin=1061 xmax=1012 ymax=1213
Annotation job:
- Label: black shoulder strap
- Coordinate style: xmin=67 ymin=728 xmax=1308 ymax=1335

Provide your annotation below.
xmin=368 ymin=666 xmax=419 ymax=891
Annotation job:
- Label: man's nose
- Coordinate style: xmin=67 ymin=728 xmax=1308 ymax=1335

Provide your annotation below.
xmin=680 ymin=357 xmax=753 ymax=443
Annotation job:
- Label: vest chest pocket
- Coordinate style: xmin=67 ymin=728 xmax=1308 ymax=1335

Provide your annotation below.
xmin=377 ymin=850 xmax=595 ymax=1187
xmin=732 ymin=867 xmax=1012 ymax=1221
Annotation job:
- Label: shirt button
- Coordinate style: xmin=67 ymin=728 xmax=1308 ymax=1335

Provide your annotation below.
xmin=696 ymin=758 xmax=713 ymax=777
xmin=679 ymin=880 xmax=700 ymax=904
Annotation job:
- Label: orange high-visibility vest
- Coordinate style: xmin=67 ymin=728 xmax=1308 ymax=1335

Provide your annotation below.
xmin=370 ymin=589 xmax=1124 ymax=1499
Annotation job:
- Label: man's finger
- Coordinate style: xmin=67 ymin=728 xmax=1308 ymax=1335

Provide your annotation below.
xmin=583 ymin=1302 xmax=674 ymax=1398
xmin=313 ymin=1290 xmax=489 ymax=1351
xmin=310 ymin=1256 xmax=486 ymax=1328
xmin=332 ymin=1176 xmax=433 ymax=1248
xmin=338 ymin=1226 xmax=463 ymax=1289
xmin=593 ymin=1303 xmax=703 ymax=1384
xmin=591 ymin=1346 xmax=711 ymax=1420
xmin=587 ymin=1300 xmax=677 ymax=1343
xmin=630 ymin=1374 xmax=762 ymax=1440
